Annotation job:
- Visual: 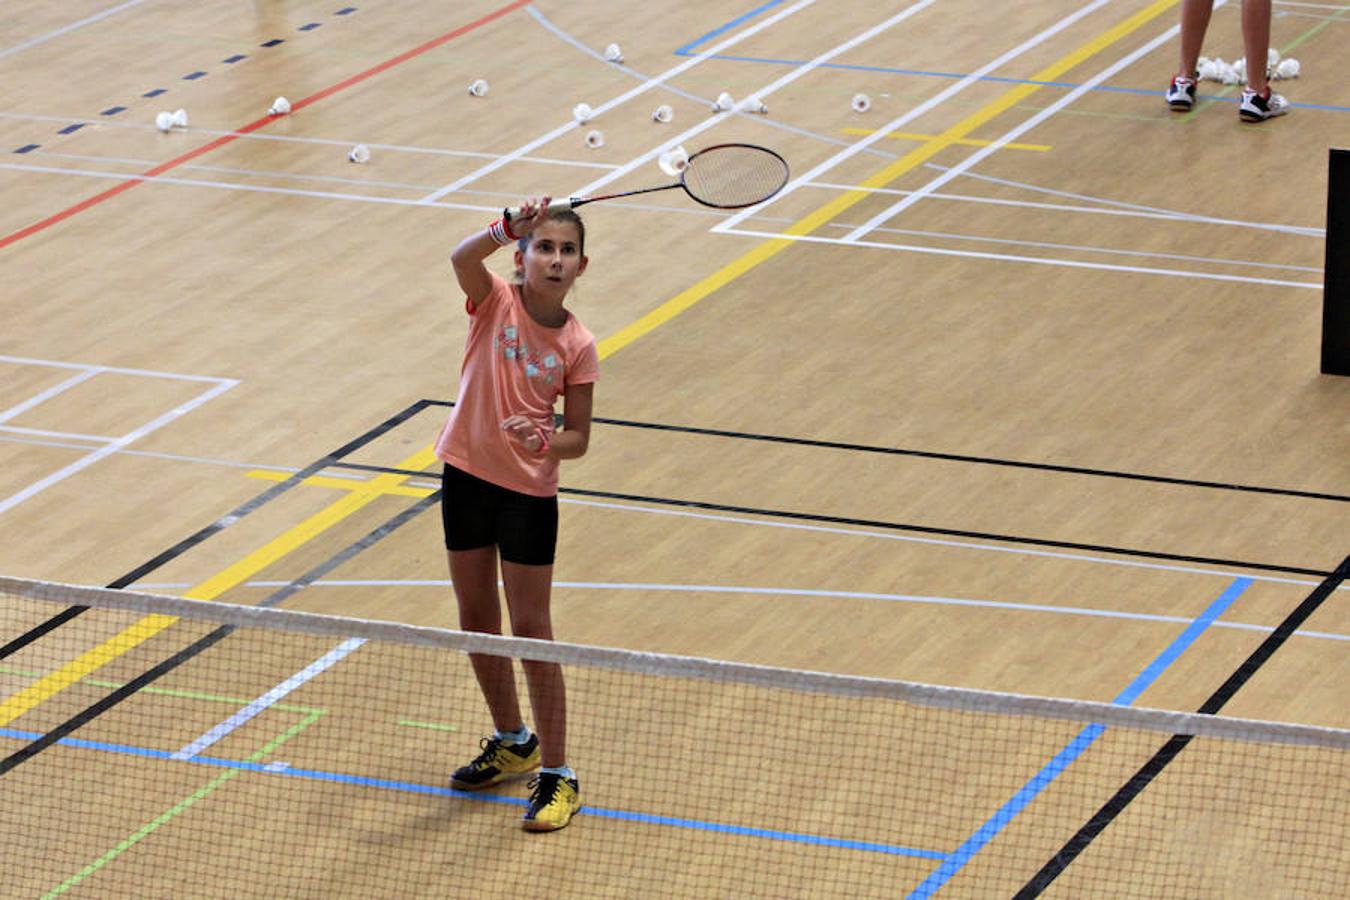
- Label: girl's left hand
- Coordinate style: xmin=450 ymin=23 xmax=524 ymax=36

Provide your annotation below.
xmin=502 ymin=415 xmax=545 ymax=452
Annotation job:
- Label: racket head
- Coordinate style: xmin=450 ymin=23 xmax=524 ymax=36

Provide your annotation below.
xmin=678 ymin=143 xmax=790 ymax=209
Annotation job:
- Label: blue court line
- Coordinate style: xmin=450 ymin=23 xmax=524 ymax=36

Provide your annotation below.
xmin=671 ymin=51 xmax=1350 ymax=112
xmin=0 ymin=726 xmax=944 ymax=860
xmin=676 ymin=0 xmax=791 ymax=55
xmin=906 ymin=576 xmax=1252 ymax=898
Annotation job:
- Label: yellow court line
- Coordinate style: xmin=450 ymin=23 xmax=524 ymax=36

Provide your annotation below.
xmin=841 ymin=127 xmax=1051 ymax=152
xmin=0 ymin=447 xmax=439 ymax=727
xmin=245 ymin=469 xmax=435 ymax=499
xmin=2 ymin=0 xmax=1180 ymax=727
xmin=601 ymin=0 xmax=1178 ymax=357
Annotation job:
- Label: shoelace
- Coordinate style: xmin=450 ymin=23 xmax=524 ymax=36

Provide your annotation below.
xmin=527 ymin=773 xmax=561 ymax=807
xmin=469 ymin=736 xmax=502 ymax=770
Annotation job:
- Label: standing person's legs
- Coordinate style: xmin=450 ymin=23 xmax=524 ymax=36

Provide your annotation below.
xmin=1177 ymin=0 xmax=1216 ymax=77
xmin=1240 ymin=0 xmax=1272 ymax=94
xmin=502 ymin=560 xmax=567 ymax=768
xmin=449 ymin=547 xmax=524 ymax=732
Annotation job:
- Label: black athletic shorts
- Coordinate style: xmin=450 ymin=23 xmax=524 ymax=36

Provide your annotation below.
xmin=440 ymin=464 xmax=558 ymax=566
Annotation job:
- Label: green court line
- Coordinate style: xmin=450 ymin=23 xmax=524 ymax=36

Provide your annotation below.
xmin=0 ymin=664 xmax=322 ymax=714
xmin=42 ymin=708 xmax=325 ymax=898
xmin=397 ymin=718 xmax=459 ymax=732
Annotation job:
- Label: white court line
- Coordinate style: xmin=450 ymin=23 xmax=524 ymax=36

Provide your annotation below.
xmin=0 ymin=111 xmax=622 ymax=171
xmin=570 ymin=0 xmax=940 ymax=198
xmin=3 ymin=152 xmax=1315 ymax=274
xmin=0 ymin=369 xmax=239 ymax=516
xmin=841 ymin=14 xmax=1193 ymax=239
xmin=0 ymin=425 xmax=118 ymax=443
xmin=132 ymin=579 xmax=1350 ymax=642
xmin=418 ymin=0 xmax=825 ymax=203
xmin=816 ymin=175 xmax=1325 ymax=238
xmin=0 ymin=370 xmax=97 ymax=424
xmin=852 ymin=220 xmax=1321 ymax=273
xmin=525 ymin=5 xmax=898 ymax=162
xmin=171 ymin=638 xmax=365 ymax=761
xmin=558 ymin=498 xmax=1338 ymax=589
xmin=713 ymin=0 xmax=1118 ymax=233
xmin=0 ymin=0 xmax=148 ymax=61
xmin=720 ymin=225 xmax=1321 ymax=288
xmin=0 ymin=162 xmax=500 ymax=213
xmin=0 ymin=354 xmax=237 ymax=382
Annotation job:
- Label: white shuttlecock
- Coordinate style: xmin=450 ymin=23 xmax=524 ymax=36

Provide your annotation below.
xmin=1196 ymin=57 xmax=1220 ymax=82
xmin=851 ymin=93 xmax=871 ymax=113
xmin=468 ymin=79 xmax=489 ymax=97
xmin=268 ymin=96 xmax=291 ymax=116
xmin=1217 ymin=60 xmax=1241 ymax=85
xmin=658 ymin=145 xmax=689 ymax=177
xmin=171 ymin=108 xmax=188 ymax=128
xmin=739 ymin=98 xmax=768 ymax=114
xmin=1267 ymin=48 xmax=1281 ymax=68
xmin=1275 ymin=57 xmax=1300 ymax=79
xmin=572 ymin=102 xmax=594 ymax=124
xmin=154 ymin=111 xmax=174 ymax=132
xmin=712 ymin=91 xmax=735 ymax=112
xmin=652 ymin=104 xmax=674 ymax=124
xmin=603 ymin=43 xmax=623 ymax=63
xmin=348 ymin=144 xmax=370 ymax=164
xmin=1232 ymin=58 xmax=1248 ymax=83
xmin=584 ymin=129 xmax=604 ymax=149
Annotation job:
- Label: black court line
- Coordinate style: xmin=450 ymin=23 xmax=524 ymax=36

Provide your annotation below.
xmin=421 ymin=400 xmax=1350 ymax=504
xmin=323 ymin=464 xmax=1334 ymax=578
xmin=1013 ymin=553 xmax=1350 ymax=898
xmin=0 ymin=491 xmax=442 ymax=778
xmin=0 ymin=400 xmax=433 ymax=662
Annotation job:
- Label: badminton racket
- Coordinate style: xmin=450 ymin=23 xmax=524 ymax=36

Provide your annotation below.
xmin=504 ymin=143 xmax=788 ymax=221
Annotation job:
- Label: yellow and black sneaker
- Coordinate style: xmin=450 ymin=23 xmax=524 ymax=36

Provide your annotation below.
xmin=449 ymin=734 xmax=541 ymax=791
xmin=522 ymin=772 xmax=581 ymax=832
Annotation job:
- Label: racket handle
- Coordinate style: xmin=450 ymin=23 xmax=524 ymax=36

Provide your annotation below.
xmin=502 ymin=198 xmax=579 ymax=222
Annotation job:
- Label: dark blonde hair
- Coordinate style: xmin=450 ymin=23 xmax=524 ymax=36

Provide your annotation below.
xmin=513 ymin=207 xmax=586 ymax=283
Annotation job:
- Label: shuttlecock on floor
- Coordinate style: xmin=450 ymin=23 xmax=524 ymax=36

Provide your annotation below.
xmin=603 ymin=43 xmax=623 ymax=63
xmin=712 ymin=91 xmax=734 ymax=112
xmin=658 ymin=145 xmax=688 ymax=177
xmin=171 ymin=108 xmax=188 ymax=128
xmin=268 ymin=96 xmax=291 ymax=116
xmin=572 ymin=102 xmax=594 ymax=124
xmin=584 ymin=129 xmax=604 ymax=149
xmin=652 ymin=104 xmax=673 ymax=123
xmin=851 ymin=93 xmax=871 ymax=113
xmin=154 ymin=111 xmax=174 ymax=132
xmin=1274 ymin=58 xmax=1300 ymax=79
xmin=739 ymin=97 xmax=768 ymax=114
xmin=468 ymin=79 xmax=489 ymax=97
xmin=1196 ymin=57 xmax=1218 ymax=81
xmin=1233 ymin=57 xmax=1248 ymax=84
xmin=348 ymin=144 xmax=370 ymax=163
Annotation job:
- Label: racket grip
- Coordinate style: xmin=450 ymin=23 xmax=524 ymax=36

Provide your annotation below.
xmin=502 ymin=198 xmax=578 ymax=222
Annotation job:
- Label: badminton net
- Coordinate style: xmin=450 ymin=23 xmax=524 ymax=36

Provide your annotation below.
xmin=0 ymin=575 xmax=1345 ymax=898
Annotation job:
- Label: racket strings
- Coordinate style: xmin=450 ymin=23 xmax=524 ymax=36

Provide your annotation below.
xmin=681 ymin=144 xmax=790 ymax=209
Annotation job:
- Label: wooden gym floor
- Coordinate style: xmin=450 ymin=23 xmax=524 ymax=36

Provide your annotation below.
xmin=1 ymin=1 xmax=1347 ymax=896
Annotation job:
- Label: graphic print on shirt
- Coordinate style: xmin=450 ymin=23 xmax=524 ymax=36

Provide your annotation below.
xmin=496 ymin=326 xmax=561 ymax=388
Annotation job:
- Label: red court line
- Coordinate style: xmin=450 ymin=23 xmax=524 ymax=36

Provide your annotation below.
xmin=0 ymin=0 xmax=531 ymax=251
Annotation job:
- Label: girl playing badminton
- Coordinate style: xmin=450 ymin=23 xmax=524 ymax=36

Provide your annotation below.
xmin=436 ymin=196 xmax=597 ymax=832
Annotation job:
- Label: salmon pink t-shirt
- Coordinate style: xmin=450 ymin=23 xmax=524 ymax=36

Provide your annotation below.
xmin=435 ymin=273 xmax=598 ymax=497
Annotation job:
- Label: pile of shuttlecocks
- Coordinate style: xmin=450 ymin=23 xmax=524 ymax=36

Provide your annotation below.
xmin=1197 ymin=48 xmax=1300 ymax=85
xmin=154 ymin=108 xmax=189 ymax=132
